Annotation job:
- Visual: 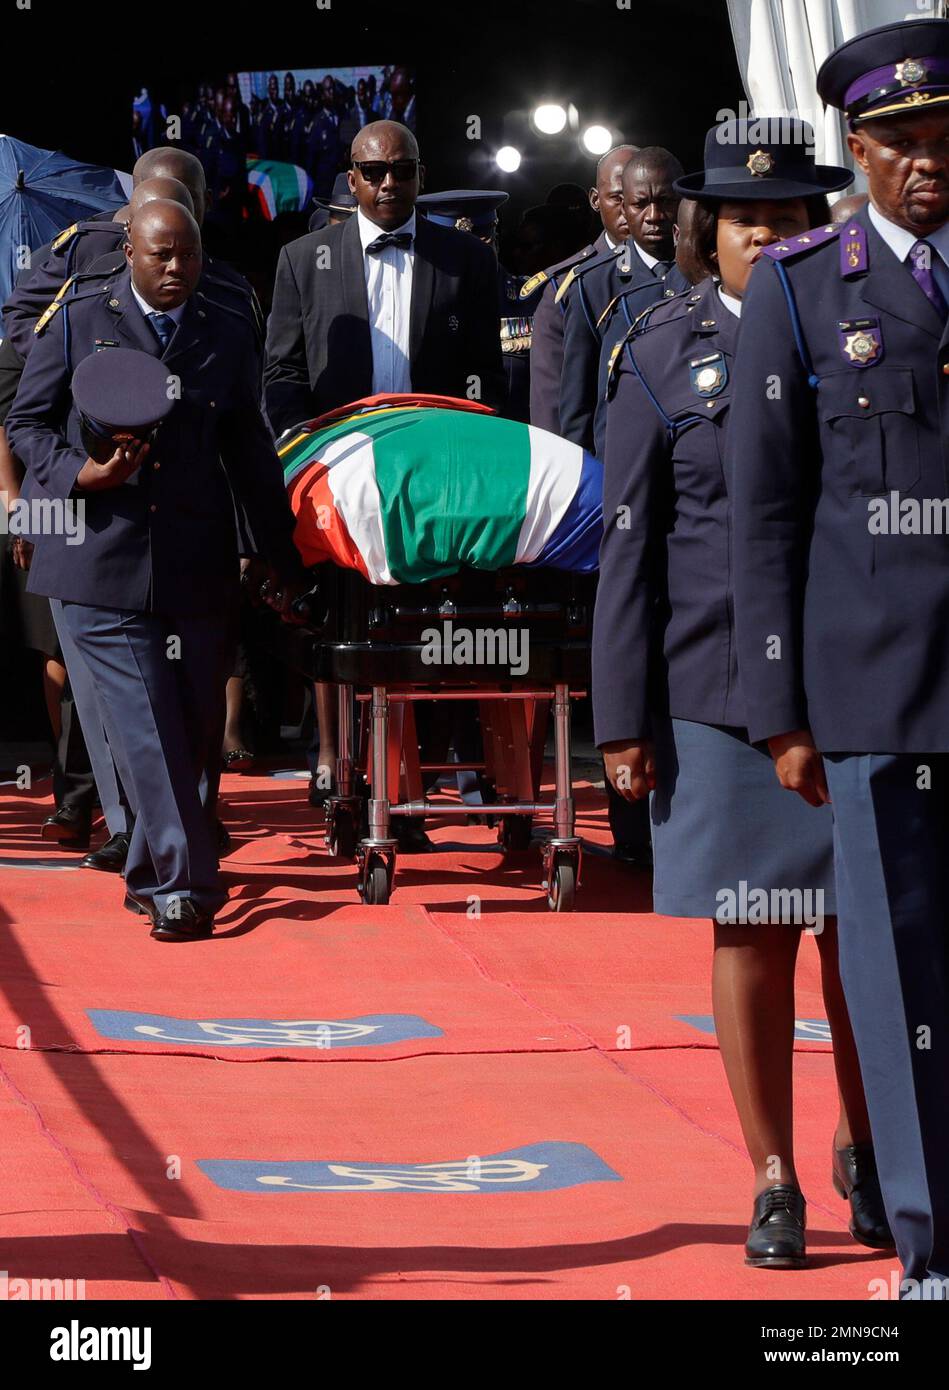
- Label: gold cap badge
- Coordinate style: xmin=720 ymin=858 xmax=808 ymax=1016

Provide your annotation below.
xmin=746 ymin=150 xmax=775 ymax=176
xmin=896 ymin=59 xmax=927 ymax=87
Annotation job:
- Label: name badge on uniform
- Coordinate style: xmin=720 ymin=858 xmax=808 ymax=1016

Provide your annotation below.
xmin=689 ymin=351 xmax=728 ymax=397
xmin=838 ymin=317 xmax=883 ymax=368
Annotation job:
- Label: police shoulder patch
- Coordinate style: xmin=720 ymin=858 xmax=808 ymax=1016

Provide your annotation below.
xmin=761 ymin=223 xmax=840 ymax=262
xmin=51 ymin=222 xmax=79 ymax=252
xmin=520 ymin=270 xmax=548 ymax=299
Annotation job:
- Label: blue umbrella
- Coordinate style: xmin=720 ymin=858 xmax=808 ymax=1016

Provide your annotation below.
xmin=0 ymin=133 xmax=125 ymax=329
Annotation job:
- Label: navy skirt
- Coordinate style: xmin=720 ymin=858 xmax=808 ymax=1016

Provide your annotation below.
xmin=650 ymin=715 xmax=837 ymax=920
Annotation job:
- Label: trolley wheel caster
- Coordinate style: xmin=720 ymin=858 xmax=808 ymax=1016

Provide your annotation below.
xmin=329 ymin=805 xmax=358 ymax=859
xmin=360 ymin=853 xmax=391 ymax=905
xmin=547 ymin=857 xmax=576 ymax=912
xmin=499 ymin=814 xmax=532 ymax=852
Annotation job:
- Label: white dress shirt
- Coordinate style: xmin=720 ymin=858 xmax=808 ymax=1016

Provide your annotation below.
xmin=633 ymin=240 xmax=661 ymax=272
xmin=357 ymin=206 xmax=415 ymax=395
xmin=867 ymin=201 xmax=949 ymax=307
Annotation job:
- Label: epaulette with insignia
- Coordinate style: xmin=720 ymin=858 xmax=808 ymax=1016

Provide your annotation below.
xmin=520 ymin=270 xmax=549 ymax=299
xmin=519 ymin=244 xmax=596 ymax=301
xmin=554 ymin=245 xmax=620 ymax=304
xmin=761 ymin=222 xmax=840 ymax=263
xmin=33 ymin=278 xmax=110 ymax=336
xmin=51 ymin=222 xmax=79 ymax=252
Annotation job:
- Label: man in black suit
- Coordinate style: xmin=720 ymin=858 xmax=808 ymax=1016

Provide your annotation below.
xmin=264 ymin=119 xmax=505 ymax=435
xmin=264 ymin=121 xmax=504 ymax=840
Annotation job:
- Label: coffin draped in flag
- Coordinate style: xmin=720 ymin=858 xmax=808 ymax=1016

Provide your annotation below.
xmin=280 ymin=394 xmax=603 ymax=584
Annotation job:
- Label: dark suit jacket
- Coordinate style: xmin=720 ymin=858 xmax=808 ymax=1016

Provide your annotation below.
xmin=729 ymin=207 xmax=949 ymax=752
xmin=6 ymin=267 xmax=303 ymax=616
xmin=263 ymin=213 xmax=505 ymax=435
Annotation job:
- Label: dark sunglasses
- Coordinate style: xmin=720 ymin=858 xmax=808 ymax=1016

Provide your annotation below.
xmin=351 ymin=158 xmax=419 ymax=184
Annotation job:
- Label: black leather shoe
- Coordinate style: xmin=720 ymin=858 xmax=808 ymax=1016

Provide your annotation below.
xmin=215 ymin=819 xmax=232 ymax=856
xmin=150 ymin=897 xmax=215 ymax=942
xmin=744 ymin=1184 xmax=807 ymax=1268
xmin=40 ymin=806 xmax=91 ymax=849
xmin=124 ymin=890 xmax=156 ymax=920
xmin=612 ymin=840 xmax=653 ymax=871
xmin=81 ymin=832 xmax=131 ymax=873
xmin=832 ymin=1143 xmax=895 ymax=1249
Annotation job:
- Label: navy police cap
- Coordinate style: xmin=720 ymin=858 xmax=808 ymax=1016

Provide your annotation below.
xmin=674 ymin=118 xmax=853 ymax=201
xmin=818 ymin=18 xmax=949 ymax=125
xmin=72 ymin=347 xmax=174 ymax=439
xmin=417 ymin=189 xmax=509 ymax=232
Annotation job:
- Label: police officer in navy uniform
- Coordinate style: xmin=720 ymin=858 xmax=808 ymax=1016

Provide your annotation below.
xmin=4 ymin=148 xmax=263 ymax=363
xmin=594 ymin=120 xmax=888 ymax=1268
xmin=416 ymin=188 xmax=538 ymax=423
xmin=6 ymin=200 xmax=304 ymax=942
xmin=6 ymin=174 xmax=253 ymax=877
xmin=558 ymin=147 xmax=687 ymax=455
xmin=729 ymin=17 xmax=949 ymax=1293
xmin=527 ymin=145 xmax=636 ymax=435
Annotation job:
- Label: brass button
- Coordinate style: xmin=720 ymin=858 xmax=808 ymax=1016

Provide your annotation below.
xmin=857 ymin=396 xmax=870 ymax=408
xmin=943 ymin=363 xmax=949 ymax=375
xmin=701 ymin=319 xmax=716 ymax=327
xmin=209 ymin=400 xmax=216 ymax=408
xmin=706 ymin=401 xmax=716 ymax=409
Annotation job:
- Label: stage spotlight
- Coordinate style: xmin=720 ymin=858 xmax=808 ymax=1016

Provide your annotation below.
xmin=582 ymin=125 xmax=613 ymax=155
xmin=495 ymin=145 xmax=522 ymax=172
xmin=532 ymin=103 xmax=567 ymax=135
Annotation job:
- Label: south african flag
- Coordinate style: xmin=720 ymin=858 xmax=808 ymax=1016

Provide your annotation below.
xmin=280 ymin=394 xmax=603 ymax=585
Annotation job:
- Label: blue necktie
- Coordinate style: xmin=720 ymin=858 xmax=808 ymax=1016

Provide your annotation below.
xmin=149 ymin=312 xmax=176 ymax=350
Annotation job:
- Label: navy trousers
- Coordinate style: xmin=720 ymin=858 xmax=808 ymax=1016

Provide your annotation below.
xmin=50 ymin=598 xmax=133 ymax=837
xmin=58 ymin=601 xmax=235 ymax=913
xmin=825 ymin=753 xmax=949 ymax=1295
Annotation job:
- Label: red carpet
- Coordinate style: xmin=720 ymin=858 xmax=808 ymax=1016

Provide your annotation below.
xmin=0 ymin=769 xmax=898 ymax=1299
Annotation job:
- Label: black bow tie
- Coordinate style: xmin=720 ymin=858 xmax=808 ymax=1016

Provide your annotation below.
xmin=365 ymin=231 xmax=413 ymax=255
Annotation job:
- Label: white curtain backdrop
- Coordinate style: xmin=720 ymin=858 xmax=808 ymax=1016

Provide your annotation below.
xmin=725 ymin=0 xmax=947 ymax=191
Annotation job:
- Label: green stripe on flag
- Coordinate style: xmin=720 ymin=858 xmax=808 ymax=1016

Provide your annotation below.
xmin=370 ymin=410 xmax=530 ymax=583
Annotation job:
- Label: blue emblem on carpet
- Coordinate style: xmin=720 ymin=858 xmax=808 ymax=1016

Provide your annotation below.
xmin=86 ymin=1010 xmax=443 ymax=1047
xmin=678 ymin=1014 xmax=831 ymax=1044
xmin=198 ymin=1142 xmax=621 ymax=1193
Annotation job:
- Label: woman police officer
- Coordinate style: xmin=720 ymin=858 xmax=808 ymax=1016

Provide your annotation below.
xmin=592 ymin=119 xmax=892 ymax=1267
